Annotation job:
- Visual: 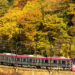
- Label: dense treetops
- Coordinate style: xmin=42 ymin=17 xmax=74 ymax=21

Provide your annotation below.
xmin=0 ymin=0 xmax=75 ymax=57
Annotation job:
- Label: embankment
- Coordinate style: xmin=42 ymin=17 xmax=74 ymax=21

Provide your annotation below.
xmin=0 ymin=65 xmax=75 ymax=75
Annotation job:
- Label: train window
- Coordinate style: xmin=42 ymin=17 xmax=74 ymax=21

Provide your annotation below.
xmin=2 ymin=56 xmax=4 ymax=60
xmin=17 ymin=58 xmax=20 ymax=62
xmin=33 ymin=59 xmax=35 ymax=63
xmin=23 ymin=58 xmax=26 ymax=62
xmin=11 ymin=57 xmax=15 ymax=61
xmin=72 ymin=59 xmax=75 ymax=65
xmin=30 ymin=58 xmax=32 ymax=63
xmin=37 ymin=59 xmax=40 ymax=63
xmin=8 ymin=57 xmax=9 ymax=61
xmin=67 ymin=60 xmax=70 ymax=65
xmin=45 ymin=59 xmax=48 ymax=63
xmin=39 ymin=59 xmax=40 ymax=63
xmin=27 ymin=58 xmax=28 ymax=62
xmin=6 ymin=57 xmax=8 ymax=60
xmin=35 ymin=59 xmax=37 ymax=63
xmin=3 ymin=56 xmax=6 ymax=60
xmin=0 ymin=56 xmax=1 ymax=60
xmin=62 ymin=60 xmax=65 ymax=65
xmin=8 ymin=57 xmax=11 ymax=61
xmin=53 ymin=60 xmax=57 ymax=64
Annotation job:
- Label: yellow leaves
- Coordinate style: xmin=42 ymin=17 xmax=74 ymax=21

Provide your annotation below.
xmin=13 ymin=0 xmax=29 ymax=9
xmin=0 ymin=0 xmax=8 ymax=5
xmin=0 ymin=0 xmax=74 ymax=57
xmin=67 ymin=3 xmax=75 ymax=14
xmin=19 ymin=10 xmax=42 ymax=26
xmin=68 ymin=26 xmax=75 ymax=37
xmin=0 ymin=0 xmax=9 ymax=17
xmin=19 ymin=9 xmax=42 ymax=42
xmin=0 ymin=6 xmax=24 ymax=39
xmin=0 ymin=21 xmax=18 ymax=40
xmin=71 ymin=45 xmax=75 ymax=51
xmin=44 ymin=14 xmax=66 ymax=28
xmin=25 ymin=10 xmax=42 ymax=19
xmin=5 ymin=9 xmax=23 ymax=21
xmin=25 ymin=31 xmax=35 ymax=41
xmin=13 ymin=0 xmax=19 ymax=6
xmin=1 ymin=22 xmax=17 ymax=33
xmin=23 ymin=0 xmax=40 ymax=12
xmin=0 ymin=0 xmax=42 ymax=42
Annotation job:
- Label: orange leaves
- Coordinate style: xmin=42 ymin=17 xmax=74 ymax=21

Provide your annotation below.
xmin=19 ymin=10 xmax=42 ymax=27
xmin=18 ymin=9 xmax=42 ymax=41
xmin=23 ymin=10 xmax=42 ymax=20
xmin=13 ymin=0 xmax=28 ymax=9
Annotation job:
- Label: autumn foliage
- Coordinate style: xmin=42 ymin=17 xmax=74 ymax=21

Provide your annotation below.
xmin=0 ymin=0 xmax=75 ymax=57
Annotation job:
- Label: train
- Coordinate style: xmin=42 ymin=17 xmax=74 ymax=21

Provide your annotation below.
xmin=0 ymin=53 xmax=75 ymax=71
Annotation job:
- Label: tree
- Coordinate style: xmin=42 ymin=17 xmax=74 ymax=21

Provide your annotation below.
xmin=0 ymin=0 xmax=9 ymax=17
xmin=0 ymin=0 xmax=75 ymax=57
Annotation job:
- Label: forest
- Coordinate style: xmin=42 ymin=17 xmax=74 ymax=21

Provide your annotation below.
xmin=0 ymin=0 xmax=75 ymax=57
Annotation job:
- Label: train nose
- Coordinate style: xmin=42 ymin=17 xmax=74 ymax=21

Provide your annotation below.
xmin=71 ymin=65 xmax=75 ymax=71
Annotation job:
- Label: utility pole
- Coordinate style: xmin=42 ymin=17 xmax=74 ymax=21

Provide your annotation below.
xmin=34 ymin=33 xmax=39 ymax=56
xmin=69 ymin=38 xmax=72 ymax=58
xmin=14 ymin=42 xmax=18 ymax=75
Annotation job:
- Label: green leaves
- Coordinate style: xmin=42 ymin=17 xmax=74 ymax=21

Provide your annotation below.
xmin=0 ymin=0 xmax=9 ymax=17
xmin=68 ymin=26 xmax=75 ymax=37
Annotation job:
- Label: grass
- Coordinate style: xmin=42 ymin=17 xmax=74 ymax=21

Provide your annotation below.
xmin=0 ymin=72 xmax=21 ymax=75
xmin=0 ymin=65 xmax=75 ymax=75
xmin=0 ymin=71 xmax=75 ymax=75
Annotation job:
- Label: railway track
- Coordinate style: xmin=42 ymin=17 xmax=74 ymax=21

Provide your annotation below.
xmin=0 ymin=65 xmax=72 ymax=72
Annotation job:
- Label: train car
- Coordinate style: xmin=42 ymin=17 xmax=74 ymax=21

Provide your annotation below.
xmin=71 ymin=58 xmax=75 ymax=71
xmin=0 ymin=53 xmax=75 ymax=71
xmin=47 ymin=57 xmax=73 ymax=70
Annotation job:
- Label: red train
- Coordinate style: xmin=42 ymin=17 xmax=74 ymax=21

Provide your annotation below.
xmin=0 ymin=53 xmax=75 ymax=71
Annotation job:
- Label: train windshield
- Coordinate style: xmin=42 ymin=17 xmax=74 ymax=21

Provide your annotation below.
xmin=72 ymin=59 xmax=75 ymax=64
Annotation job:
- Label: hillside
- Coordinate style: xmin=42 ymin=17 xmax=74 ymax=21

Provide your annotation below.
xmin=0 ymin=0 xmax=75 ymax=57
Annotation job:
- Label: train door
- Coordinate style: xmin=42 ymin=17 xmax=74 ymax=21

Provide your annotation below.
xmin=32 ymin=58 xmax=36 ymax=65
xmin=22 ymin=58 xmax=26 ymax=64
xmin=45 ymin=59 xmax=49 ymax=66
xmin=0 ymin=55 xmax=1 ymax=63
xmin=0 ymin=55 xmax=1 ymax=64
xmin=37 ymin=58 xmax=41 ymax=66
xmin=0 ymin=55 xmax=4 ymax=64
xmin=53 ymin=60 xmax=57 ymax=68
xmin=8 ymin=56 xmax=11 ymax=63
xmin=45 ymin=59 xmax=48 ymax=63
xmin=58 ymin=60 xmax=62 ymax=69
xmin=66 ymin=60 xmax=71 ymax=70
xmin=28 ymin=58 xmax=33 ymax=65
xmin=29 ymin=58 xmax=33 ymax=63
xmin=42 ymin=59 xmax=44 ymax=63
xmin=61 ymin=60 xmax=66 ymax=69
xmin=5 ymin=56 xmax=8 ymax=63
xmin=17 ymin=57 xmax=21 ymax=63
xmin=11 ymin=56 xmax=15 ymax=63
xmin=50 ymin=59 xmax=52 ymax=67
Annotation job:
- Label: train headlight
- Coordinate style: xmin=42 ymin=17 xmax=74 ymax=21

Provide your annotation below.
xmin=72 ymin=65 xmax=75 ymax=68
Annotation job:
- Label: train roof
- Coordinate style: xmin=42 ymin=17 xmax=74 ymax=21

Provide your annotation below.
xmin=0 ymin=53 xmax=71 ymax=60
xmin=52 ymin=56 xmax=66 ymax=58
xmin=2 ymin=53 xmax=16 ymax=55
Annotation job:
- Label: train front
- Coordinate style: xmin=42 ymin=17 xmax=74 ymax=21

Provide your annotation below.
xmin=71 ymin=58 xmax=75 ymax=71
